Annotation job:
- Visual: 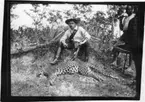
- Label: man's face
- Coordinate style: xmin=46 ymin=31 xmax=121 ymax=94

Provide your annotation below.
xmin=68 ymin=21 xmax=76 ymax=29
xmin=126 ymin=6 xmax=134 ymax=15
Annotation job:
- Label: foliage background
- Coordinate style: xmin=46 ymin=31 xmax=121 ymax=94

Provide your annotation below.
xmin=10 ymin=3 xmax=137 ymax=97
xmin=11 ymin=4 xmax=124 ymax=54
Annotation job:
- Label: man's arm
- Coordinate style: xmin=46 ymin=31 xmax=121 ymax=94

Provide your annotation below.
xmin=60 ymin=30 xmax=69 ymax=45
xmin=80 ymin=27 xmax=91 ymax=45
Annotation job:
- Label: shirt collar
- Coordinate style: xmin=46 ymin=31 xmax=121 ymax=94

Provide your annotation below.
xmin=70 ymin=26 xmax=78 ymax=32
xmin=74 ymin=26 xmax=78 ymax=30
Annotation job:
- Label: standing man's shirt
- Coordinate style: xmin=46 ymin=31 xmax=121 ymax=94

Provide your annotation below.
xmin=119 ymin=13 xmax=136 ymax=43
xmin=122 ymin=13 xmax=136 ymax=31
xmin=60 ymin=26 xmax=91 ymax=44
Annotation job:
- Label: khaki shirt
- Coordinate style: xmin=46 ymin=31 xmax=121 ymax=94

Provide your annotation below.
xmin=60 ymin=26 xmax=91 ymax=44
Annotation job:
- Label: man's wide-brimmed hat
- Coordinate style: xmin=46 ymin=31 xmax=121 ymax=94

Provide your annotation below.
xmin=65 ymin=18 xmax=80 ymax=24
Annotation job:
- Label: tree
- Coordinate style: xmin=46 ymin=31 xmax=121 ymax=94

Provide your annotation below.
xmin=73 ymin=4 xmax=92 ymax=21
xmin=10 ymin=4 xmax=19 ymax=43
xmin=10 ymin=4 xmax=19 ymax=24
xmin=24 ymin=4 xmax=48 ymax=44
xmin=107 ymin=5 xmax=118 ymax=38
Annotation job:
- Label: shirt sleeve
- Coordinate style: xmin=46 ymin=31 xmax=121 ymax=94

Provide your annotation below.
xmin=80 ymin=27 xmax=91 ymax=40
xmin=60 ymin=30 xmax=69 ymax=43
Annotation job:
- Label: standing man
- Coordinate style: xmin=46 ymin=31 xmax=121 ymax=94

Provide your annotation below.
xmin=120 ymin=5 xmax=142 ymax=98
xmin=112 ymin=5 xmax=142 ymax=97
xmin=50 ymin=18 xmax=91 ymax=65
xmin=119 ymin=5 xmax=137 ymax=43
xmin=111 ymin=5 xmax=137 ymax=66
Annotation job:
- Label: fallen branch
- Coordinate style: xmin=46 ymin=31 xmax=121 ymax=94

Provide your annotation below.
xmin=11 ymin=31 xmax=65 ymax=56
xmin=11 ymin=31 xmax=102 ymax=58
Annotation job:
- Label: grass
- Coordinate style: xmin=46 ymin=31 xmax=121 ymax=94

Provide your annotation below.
xmin=11 ymin=42 xmax=136 ymax=97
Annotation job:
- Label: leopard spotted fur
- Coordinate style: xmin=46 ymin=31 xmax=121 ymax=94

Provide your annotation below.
xmin=44 ymin=59 xmax=120 ymax=85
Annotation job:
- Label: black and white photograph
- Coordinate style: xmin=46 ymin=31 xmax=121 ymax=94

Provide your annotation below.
xmin=1 ymin=0 xmax=144 ymax=101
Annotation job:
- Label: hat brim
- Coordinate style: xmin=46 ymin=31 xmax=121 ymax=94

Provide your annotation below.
xmin=65 ymin=18 xmax=79 ymax=24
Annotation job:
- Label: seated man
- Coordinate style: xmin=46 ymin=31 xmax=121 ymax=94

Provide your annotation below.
xmin=50 ymin=18 xmax=91 ymax=65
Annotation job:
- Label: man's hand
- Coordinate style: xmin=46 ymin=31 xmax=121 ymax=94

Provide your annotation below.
xmin=80 ymin=39 xmax=88 ymax=45
xmin=74 ymin=51 xmax=78 ymax=57
xmin=79 ymin=41 xmax=84 ymax=45
xmin=63 ymin=42 xmax=68 ymax=47
xmin=73 ymin=48 xmax=79 ymax=59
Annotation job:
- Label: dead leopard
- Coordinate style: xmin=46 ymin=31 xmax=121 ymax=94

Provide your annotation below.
xmin=38 ymin=59 xmax=119 ymax=85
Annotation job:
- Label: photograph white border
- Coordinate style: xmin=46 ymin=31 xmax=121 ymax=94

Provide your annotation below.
xmin=0 ymin=0 xmax=145 ymax=101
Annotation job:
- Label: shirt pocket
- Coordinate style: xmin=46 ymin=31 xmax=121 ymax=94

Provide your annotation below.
xmin=73 ymin=31 xmax=85 ymax=42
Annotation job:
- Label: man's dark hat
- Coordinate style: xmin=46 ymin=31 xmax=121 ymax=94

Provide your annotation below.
xmin=65 ymin=18 xmax=80 ymax=24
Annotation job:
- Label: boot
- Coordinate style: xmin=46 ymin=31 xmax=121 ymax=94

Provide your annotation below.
xmin=50 ymin=58 xmax=58 ymax=65
xmin=50 ymin=47 xmax=61 ymax=65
